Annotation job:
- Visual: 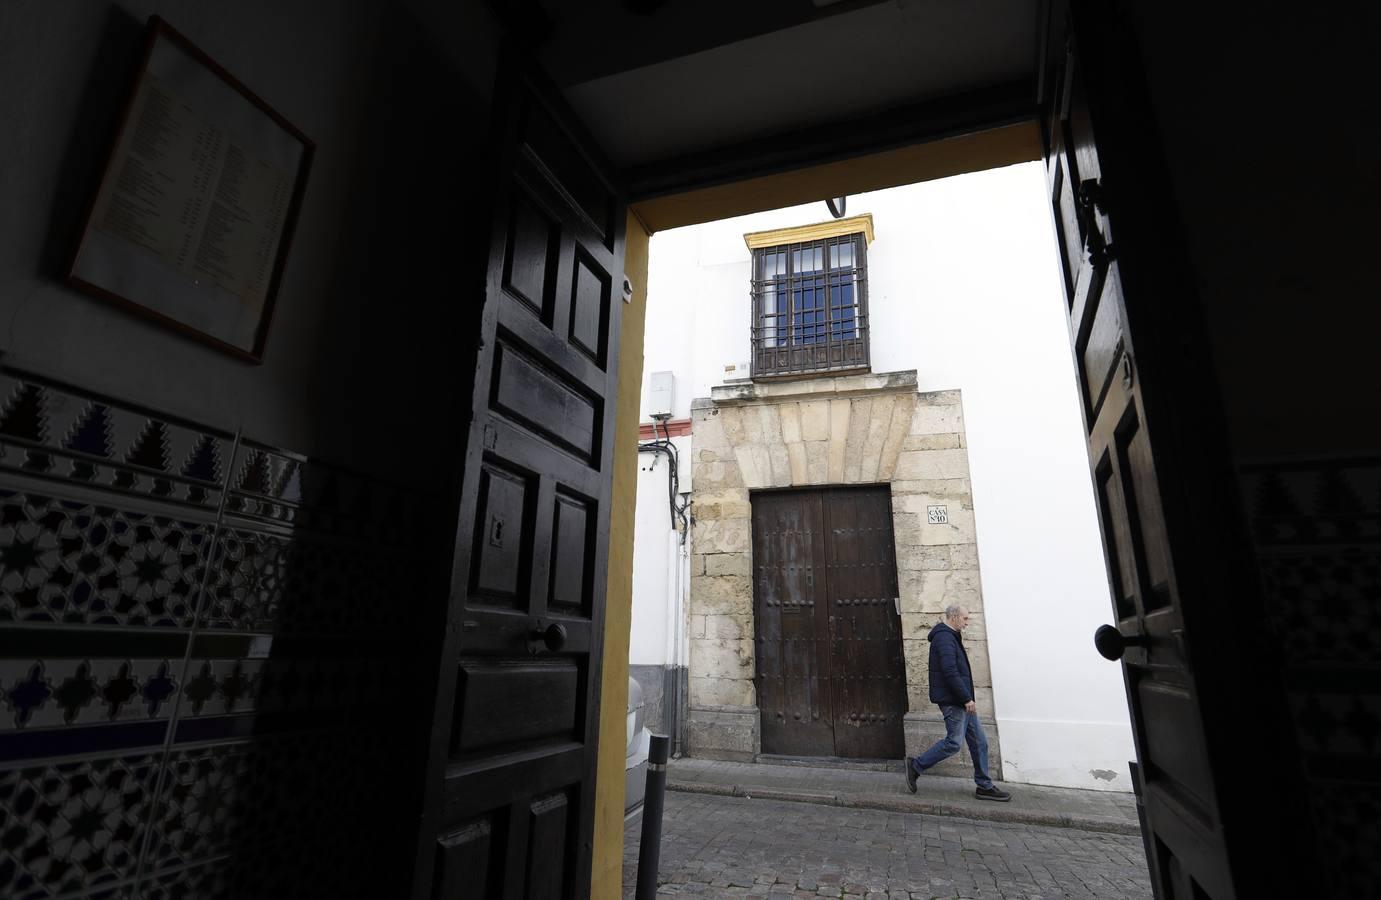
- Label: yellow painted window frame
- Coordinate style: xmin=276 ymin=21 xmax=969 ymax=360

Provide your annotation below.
xmin=743 ymin=212 xmax=875 ymax=250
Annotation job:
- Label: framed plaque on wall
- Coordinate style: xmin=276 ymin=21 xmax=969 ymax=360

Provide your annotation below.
xmin=68 ymin=16 xmax=314 ymax=363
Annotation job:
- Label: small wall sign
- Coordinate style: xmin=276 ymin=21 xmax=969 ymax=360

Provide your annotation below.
xmin=927 ymin=505 xmax=949 ymax=524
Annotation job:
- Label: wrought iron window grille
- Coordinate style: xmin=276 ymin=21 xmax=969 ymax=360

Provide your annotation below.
xmin=750 ymin=232 xmax=870 ymax=379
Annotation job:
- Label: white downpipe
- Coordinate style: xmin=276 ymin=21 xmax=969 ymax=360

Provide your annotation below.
xmin=679 ymin=525 xmax=690 ymax=751
xmin=677 ymin=514 xmax=690 ymax=670
xmin=663 ymin=528 xmax=679 ymax=670
xmin=664 ymin=506 xmax=691 ymax=754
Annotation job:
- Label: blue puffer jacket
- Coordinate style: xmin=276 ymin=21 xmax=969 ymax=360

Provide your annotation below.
xmin=927 ymin=621 xmax=974 ymax=706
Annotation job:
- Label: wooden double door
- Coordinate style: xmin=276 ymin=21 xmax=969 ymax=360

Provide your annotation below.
xmin=752 ymin=486 xmax=907 ymax=760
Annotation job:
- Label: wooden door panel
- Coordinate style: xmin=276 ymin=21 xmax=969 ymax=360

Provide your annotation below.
xmin=1147 ymin=801 xmax=1233 ymax=900
xmin=1051 ymin=149 xmax=1083 ymax=301
xmin=549 ymin=489 xmax=596 ymax=616
xmin=1136 ymin=678 xmax=1215 ymax=816
xmin=567 ymin=249 xmax=613 ymax=368
xmin=1093 ymin=453 xmax=1139 ymax=622
xmin=524 ymin=789 xmax=576 ymax=900
xmin=823 ymin=488 xmax=906 ymax=759
xmin=754 ymin=491 xmax=833 ymax=756
xmin=1112 ymin=404 xmax=1175 ymax=613
xmin=501 ymin=185 xmax=561 ymax=323
xmin=415 ymin=56 xmax=623 ymax=900
xmin=452 ymin=659 xmax=581 ymax=755
xmin=469 ymin=460 xmax=538 ymax=608
xmin=1066 ymin=65 xmax=1102 ymax=198
xmin=1077 ymin=273 xmax=1122 ymax=421
xmin=491 ymin=337 xmax=603 ymax=465
xmin=435 ymin=817 xmax=504 ymax=900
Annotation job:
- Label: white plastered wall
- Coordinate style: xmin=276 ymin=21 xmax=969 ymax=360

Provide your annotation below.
xmin=635 ymin=161 xmax=1136 ymax=790
xmin=629 ymin=436 xmax=689 ymax=668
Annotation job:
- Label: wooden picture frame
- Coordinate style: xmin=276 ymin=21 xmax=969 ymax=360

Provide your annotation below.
xmin=67 ymin=16 xmax=314 ymax=363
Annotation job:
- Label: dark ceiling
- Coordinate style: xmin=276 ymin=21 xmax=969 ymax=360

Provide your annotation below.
xmin=510 ymin=0 xmax=1040 ymax=170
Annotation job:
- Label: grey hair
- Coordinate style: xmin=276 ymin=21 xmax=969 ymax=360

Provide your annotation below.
xmin=944 ymin=603 xmax=968 ymax=621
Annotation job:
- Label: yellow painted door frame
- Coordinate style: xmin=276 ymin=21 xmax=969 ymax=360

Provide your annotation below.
xmin=591 ymin=123 xmax=1039 ymax=897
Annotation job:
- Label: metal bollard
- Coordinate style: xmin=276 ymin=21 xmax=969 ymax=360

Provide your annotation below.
xmin=635 ymin=734 xmax=670 ymax=900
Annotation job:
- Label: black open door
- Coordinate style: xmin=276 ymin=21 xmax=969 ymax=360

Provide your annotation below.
xmin=411 ymin=53 xmax=626 ymax=900
xmin=1040 ymin=3 xmax=1310 ymax=898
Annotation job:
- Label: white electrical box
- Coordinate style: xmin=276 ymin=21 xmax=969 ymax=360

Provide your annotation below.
xmin=648 ymin=371 xmax=675 ymax=418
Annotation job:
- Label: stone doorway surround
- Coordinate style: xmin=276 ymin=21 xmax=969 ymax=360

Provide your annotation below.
xmin=686 ymin=371 xmax=1001 ymax=778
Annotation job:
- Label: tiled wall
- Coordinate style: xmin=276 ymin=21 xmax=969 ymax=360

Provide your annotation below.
xmin=0 ymin=367 xmax=442 ymax=897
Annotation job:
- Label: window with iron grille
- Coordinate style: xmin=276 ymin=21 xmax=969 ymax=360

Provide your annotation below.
xmin=751 ymin=232 xmax=869 ymax=378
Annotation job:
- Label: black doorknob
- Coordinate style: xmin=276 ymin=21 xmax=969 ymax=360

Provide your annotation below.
xmin=1094 ymin=624 xmax=1148 ymax=661
xmin=1077 ymin=178 xmax=1106 ymax=214
xmin=531 ymin=622 xmax=568 ymax=652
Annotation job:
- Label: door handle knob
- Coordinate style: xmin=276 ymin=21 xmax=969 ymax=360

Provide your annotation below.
xmin=1094 ymin=624 xmax=1147 ymax=661
xmin=531 ymin=622 xmax=568 ymax=652
xmin=1077 ymin=178 xmax=1105 ymax=214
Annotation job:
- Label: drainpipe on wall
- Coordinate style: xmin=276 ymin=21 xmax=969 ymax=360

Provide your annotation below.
xmin=664 ymin=522 xmax=690 ymax=756
xmin=678 ymin=526 xmax=690 ymax=755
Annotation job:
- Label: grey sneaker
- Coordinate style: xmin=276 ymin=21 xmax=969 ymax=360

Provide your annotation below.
xmin=905 ymin=759 xmax=918 ymax=794
xmin=975 ymin=785 xmax=1011 ymax=802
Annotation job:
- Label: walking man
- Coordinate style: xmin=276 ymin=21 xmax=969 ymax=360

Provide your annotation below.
xmin=905 ymin=603 xmax=1011 ymax=801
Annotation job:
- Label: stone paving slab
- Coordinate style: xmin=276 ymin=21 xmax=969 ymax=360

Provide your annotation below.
xmin=664 ymin=758 xmax=1140 ymax=836
xmin=623 ymin=792 xmax=1152 ymax=899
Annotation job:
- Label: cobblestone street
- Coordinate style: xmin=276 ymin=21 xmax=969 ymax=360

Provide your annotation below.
xmin=623 ymin=793 xmax=1152 ymax=899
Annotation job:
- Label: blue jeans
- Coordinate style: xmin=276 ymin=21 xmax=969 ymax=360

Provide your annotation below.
xmin=911 ymin=704 xmax=994 ymax=790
